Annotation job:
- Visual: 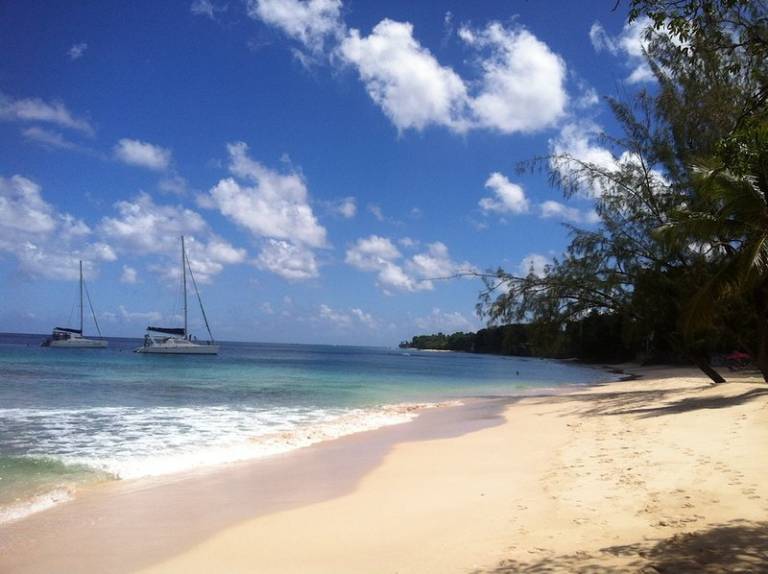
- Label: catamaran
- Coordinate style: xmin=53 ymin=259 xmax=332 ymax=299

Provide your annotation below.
xmin=135 ymin=236 xmax=219 ymax=355
xmin=42 ymin=261 xmax=108 ymax=348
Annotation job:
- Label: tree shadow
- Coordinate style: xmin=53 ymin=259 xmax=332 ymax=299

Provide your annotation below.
xmin=527 ymin=386 xmax=768 ymax=419
xmin=613 ymin=388 xmax=768 ymax=418
xmin=475 ymin=520 xmax=768 ymax=573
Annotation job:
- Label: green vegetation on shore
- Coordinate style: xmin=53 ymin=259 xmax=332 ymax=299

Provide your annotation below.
xmin=470 ymin=0 xmax=767 ymax=383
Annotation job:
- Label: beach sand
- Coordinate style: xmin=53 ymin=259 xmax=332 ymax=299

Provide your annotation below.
xmin=2 ymin=365 xmax=767 ymax=573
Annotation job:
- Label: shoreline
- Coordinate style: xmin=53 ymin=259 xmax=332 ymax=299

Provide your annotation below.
xmin=0 ymin=397 xmax=515 ymax=573
xmin=2 ymin=365 xmax=766 ymax=573
xmin=0 ymin=358 xmax=615 ymax=528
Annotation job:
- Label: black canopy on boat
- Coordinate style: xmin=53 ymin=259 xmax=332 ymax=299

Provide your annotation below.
xmin=147 ymin=326 xmax=185 ymax=336
xmin=53 ymin=327 xmax=82 ymax=334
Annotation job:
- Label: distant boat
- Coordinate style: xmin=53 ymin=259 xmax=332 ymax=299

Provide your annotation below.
xmin=135 ymin=236 xmax=219 ymax=355
xmin=42 ymin=261 xmax=108 ymax=348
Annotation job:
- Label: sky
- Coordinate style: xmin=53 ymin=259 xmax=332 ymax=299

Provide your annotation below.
xmin=0 ymin=0 xmax=653 ymax=345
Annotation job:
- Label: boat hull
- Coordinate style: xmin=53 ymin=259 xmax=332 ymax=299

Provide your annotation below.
xmin=44 ymin=338 xmax=108 ymax=348
xmin=135 ymin=343 xmax=219 ymax=355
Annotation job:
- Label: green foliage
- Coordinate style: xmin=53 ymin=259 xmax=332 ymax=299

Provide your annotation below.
xmin=403 ymin=316 xmax=637 ymax=363
xmin=478 ymin=0 xmax=768 ymax=382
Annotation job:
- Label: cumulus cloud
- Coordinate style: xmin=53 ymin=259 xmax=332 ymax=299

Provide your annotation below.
xmin=318 ymin=304 xmax=377 ymax=329
xmin=590 ymin=17 xmax=655 ymax=84
xmin=345 ymin=235 xmax=474 ymax=293
xmin=340 ymin=19 xmax=470 ymax=132
xmin=549 ymin=121 xmax=618 ymax=198
xmin=460 ymin=22 xmax=567 ymax=133
xmin=478 ymin=172 xmax=529 ymax=214
xmin=540 ymin=200 xmax=600 ymax=224
xmin=247 ymin=0 xmax=343 ymax=52
xmin=338 ymin=19 xmax=565 ymax=134
xmin=68 ymin=43 xmax=88 ymax=61
xmin=203 ymin=142 xmax=326 ymax=281
xmin=406 ymin=241 xmax=476 ymax=280
xmin=254 ymin=239 xmax=319 ymax=280
xmin=207 ymin=142 xmax=327 ymax=248
xmin=519 ymin=253 xmax=550 ymax=277
xmin=114 ymin=138 xmax=172 ymax=171
xmin=0 ymin=175 xmax=115 ymax=280
xmin=247 ymin=4 xmax=568 ymax=135
xmin=99 ymin=192 xmax=245 ymax=282
xmin=414 ymin=307 xmax=478 ymax=333
xmin=0 ymin=92 xmax=95 ymax=135
xmin=550 ymin=121 xmax=668 ymax=201
xmin=333 ymin=196 xmax=356 ymax=218
xmin=120 ymin=265 xmax=138 ymax=284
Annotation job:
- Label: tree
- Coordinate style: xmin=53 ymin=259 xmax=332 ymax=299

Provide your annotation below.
xmin=659 ymin=124 xmax=768 ymax=380
xmin=479 ymin=0 xmax=767 ymax=382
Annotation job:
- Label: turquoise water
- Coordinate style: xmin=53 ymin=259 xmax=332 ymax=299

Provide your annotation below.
xmin=0 ymin=332 xmax=614 ymax=522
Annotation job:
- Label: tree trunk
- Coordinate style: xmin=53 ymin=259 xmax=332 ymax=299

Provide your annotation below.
xmin=690 ymin=352 xmax=727 ymax=384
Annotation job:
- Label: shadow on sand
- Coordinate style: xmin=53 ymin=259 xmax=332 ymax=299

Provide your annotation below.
xmin=475 ymin=520 xmax=768 ymax=573
xmin=529 ymin=386 xmax=768 ymax=419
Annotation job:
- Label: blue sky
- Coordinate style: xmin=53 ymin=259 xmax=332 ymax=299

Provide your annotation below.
xmin=0 ymin=0 xmax=650 ymax=345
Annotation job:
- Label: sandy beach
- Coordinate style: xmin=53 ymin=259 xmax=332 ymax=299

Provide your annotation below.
xmin=2 ymin=365 xmax=767 ymax=573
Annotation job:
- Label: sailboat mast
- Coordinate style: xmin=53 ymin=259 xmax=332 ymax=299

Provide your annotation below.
xmin=181 ymin=236 xmax=188 ymax=338
xmin=79 ymin=260 xmax=84 ymax=334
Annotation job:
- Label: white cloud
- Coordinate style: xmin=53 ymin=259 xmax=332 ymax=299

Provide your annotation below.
xmin=550 ymin=121 xmax=668 ymax=200
xmin=206 ymin=142 xmax=327 ymax=248
xmin=540 ymin=200 xmax=600 ymax=224
xmin=0 ymin=93 xmax=94 ymax=135
xmin=331 ymin=196 xmax=356 ymax=218
xmin=518 ymin=253 xmax=550 ymax=278
xmin=345 ymin=235 xmax=474 ymax=293
xmin=350 ymin=307 xmax=376 ymax=328
xmin=14 ymin=242 xmax=111 ymax=281
xmin=344 ymin=234 xmax=401 ymax=270
xmin=99 ymin=192 xmax=244 ymax=282
xmin=68 ymin=43 xmax=88 ymax=61
xmin=340 ymin=19 xmax=470 ymax=133
xmin=460 ymin=22 xmax=567 ymax=133
xmin=248 ymin=4 xmax=568 ymax=136
xmin=114 ymin=138 xmax=172 ymax=171
xmin=190 ymin=0 xmax=226 ymax=19
xmin=0 ymin=175 xmax=117 ymax=280
xmin=100 ymin=193 xmax=207 ymax=253
xmin=158 ymin=175 xmax=188 ymax=196
xmin=549 ymin=121 xmax=617 ymax=197
xmin=0 ymin=175 xmax=57 ymax=237
xmin=21 ymin=126 xmax=81 ymax=151
xmin=414 ymin=307 xmax=477 ymax=333
xmin=118 ymin=305 xmax=162 ymax=323
xmin=338 ymin=19 xmax=566 ymax=135
xmin=345 ymin=234 xmax=427 ymax=292
xmin=318 ymin=304 xmax=376 ymax=329
xmin=120 ymin=265 xmax=138 ymax=284
xmin=590 ymin=18 xmax=655 ymax=84
xmin=247 ymin=0 xmax=343 ymax=52
xmin=478 ymin=172 xmax=529 ymax=214
xmin=406 ymin=241 xmax=476 ymax=280
xmin=255 ymin=238 xmax=319 ymax=280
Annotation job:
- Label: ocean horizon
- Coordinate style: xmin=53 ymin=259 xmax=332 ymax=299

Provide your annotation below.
xmin=0 ymin=331 xmax=615 ymax=524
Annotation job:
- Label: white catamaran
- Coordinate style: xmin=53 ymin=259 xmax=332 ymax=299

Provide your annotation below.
xmin=135 ymin=236 xmax=219 ymax=355
xmin=42 ymin=261 xmax=108 ymax=348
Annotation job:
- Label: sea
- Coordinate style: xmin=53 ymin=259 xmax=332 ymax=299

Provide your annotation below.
xmin=0 ymin=332 xmax=616 ymax=524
